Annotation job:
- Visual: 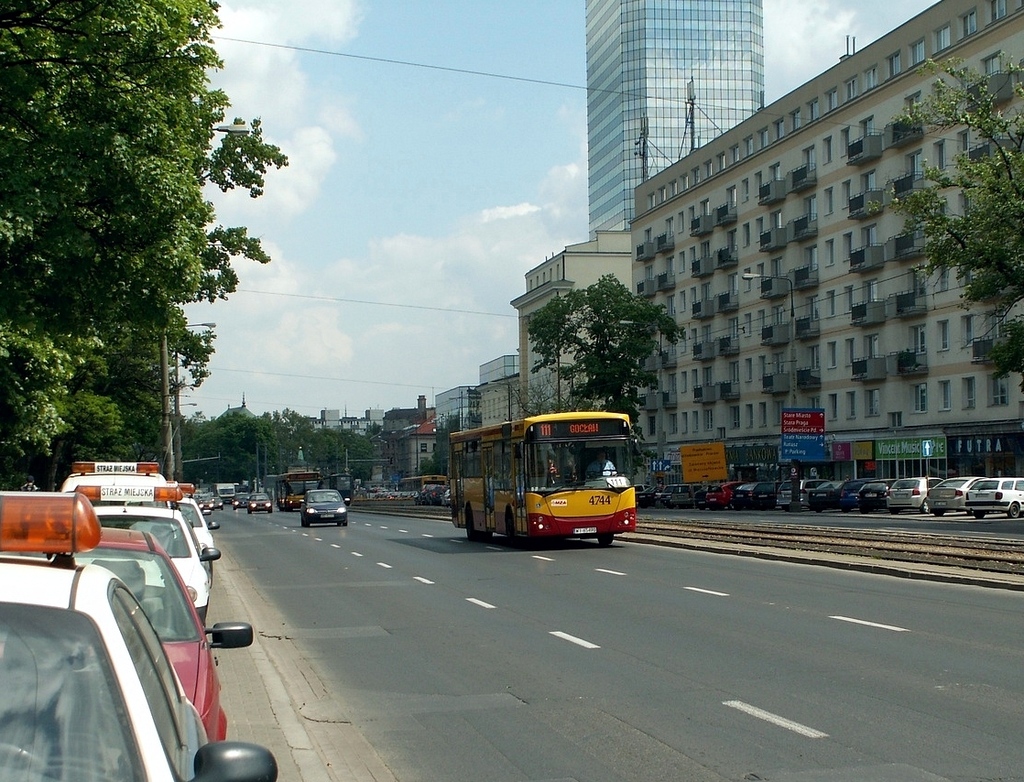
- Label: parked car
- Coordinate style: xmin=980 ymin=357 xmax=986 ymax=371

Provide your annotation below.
xmin=0 ymin=492 xmax=278 ymax=782
xmin=693 ymin=485 xmax=710 ymax=510
xmin=78 ymin=528 xmax=254 ymax=741
xmin=776 ymin=478 xmax=830 ymax=510
xmin=661 ymin=483 xmax=695 ymax=509
xmin=247 ymin=492 xmax=274 ymax=514
xmin=857 ymin=479 xmax=894 ymax=513
xmin=887 ymin=477 xmax=943 ymax=514
xmin=634 ymin=484 xmax=658 ymax=508
xmin=965 ymin=477 xmax=1024 ymax=519
xmin=807 ymin=481 xmax=844 ymax=512
xmin=705 ymin=481 xmax=745 ymax=510
xmin=748 ymin=481 xmax=780 ymax=510
xmin=729 ymin=482 xmax=758 ymax=510
xmin=927 ymin=476 xmax=987 ymax=516
xmin=838 ymin=479 xmax=871 ymax=512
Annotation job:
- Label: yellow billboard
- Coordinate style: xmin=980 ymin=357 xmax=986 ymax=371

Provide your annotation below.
xmin=680 ymin=442 xmax=728 ymax=483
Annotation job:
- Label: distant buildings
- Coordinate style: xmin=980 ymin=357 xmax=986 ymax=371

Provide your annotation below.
xmin=586 ymin=0 xmax=764 ymax=234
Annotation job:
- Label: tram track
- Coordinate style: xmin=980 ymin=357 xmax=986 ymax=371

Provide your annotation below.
xmin=353 ymin=502 xmax=1024 ymax=576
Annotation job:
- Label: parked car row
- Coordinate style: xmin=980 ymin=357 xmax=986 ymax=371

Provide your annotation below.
xmin=0 ymin=461 xmax=282 ymax=780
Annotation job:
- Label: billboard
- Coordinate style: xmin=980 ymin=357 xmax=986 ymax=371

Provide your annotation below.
xmin=680 ymin=442 xmax=728 ymax=482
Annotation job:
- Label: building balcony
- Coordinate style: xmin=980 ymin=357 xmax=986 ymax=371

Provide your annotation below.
xmin=692 ymin=298 xmax=716 ymax=319
xmin=758 ymin=178 xmax=786 ymax=205
xmin=716 ymin=290 xmax=739 ymax=313
xmin=886 ymin=230 xmax=926 ymax=261
xmin=718 ymin=381 xmax=740 ymax=401
xmin=847 ymin=188 xmax=885 ymax=219
xmin=636 ymin=241 xmax=655 ymax=261
xmin=636 ymin=279 xmax=657 ymax=298
xmin=851 ymin=356 xmax=888 ymax=382
xmin=851 ymin=299 xmax=887 ymax=326
xmin=693 ymin=385 xmax=720 ymax=404
xmin=896 ymin=349 xmax=928 ymax=376
xmin=661 ymin=391 xmax=679 ymax=408
xmin=716 ymin=246 xmax=738 ymax=269
xmin=787 ymin=164 xmax=817 ymax=193
xmin=795 ymin=316 xmax=819 ymax=340
xmin=893 ymin=290 xmax=927 ymax=318
xmin=846 ymin=132 xmax=884 ymax=165
xmin=656 ymin=272 xmax=676 ymax=291
xmin=693 ymin=341 xmax=717 ymax=361
xmin=971 ymin=337 xmax=999 ymax=362
xmin=660 ymin=347 xmax=678 ymax=368
xmin=891 ymin=171 xmax=925 ymax=198
xmin=885 ymin=120 xmax=924 ymax=148
xmin=714 ymin=203 xmax=737 ymax=226
xmin=690 ymin=214 xmax=714 ymax=236
xmin=759 ymin=226 xmax=787 ymax=251
xmin=644 ymin=392 xmax=660 ymax=410
xmin=848 ymin=244 xmax=886 ymax=273
xmin=788 ymin=213 xmax=818 ymax=242
xmin=758 ymin=276 xmax=791 ymax=300
xmin=761 ymin=322 xmax=791 ymax=346
xmin=967 ymin=71 xmax=1016 ymax=106
xmin=655 ymin=232 xmax=675 ymax=254
xmin=796 ymin=368 xmax=821 ymax=389
xmin=691 ymin=255 xmax=715 ymax=277
xmin=761 ymin=372 xmax=790 ymax=394
xmin=717 ymin=335 xmax=739 ymax=356
xmin=792 ymin=264 xmax=818 ymax=290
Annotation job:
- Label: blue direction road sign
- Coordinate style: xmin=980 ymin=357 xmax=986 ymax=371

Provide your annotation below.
xmin=781 ymin=433 xmax=827 ymax=461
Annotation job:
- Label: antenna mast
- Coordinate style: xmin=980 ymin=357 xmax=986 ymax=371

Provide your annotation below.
xmin=681 ymin=78 xmax=697 ymax=158
xmin=634 ymin=115 xmax=649 ymax=182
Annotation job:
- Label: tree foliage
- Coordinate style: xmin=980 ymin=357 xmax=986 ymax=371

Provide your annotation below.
xmin=526 ymin=275 xmax=678 ymax=425
xmin=0 ymin=0 xmax=287 ymax=475
xmin=890 ymin=58 xmax=1024 ymax=380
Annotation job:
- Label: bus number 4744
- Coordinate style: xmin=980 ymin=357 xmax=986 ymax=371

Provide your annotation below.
xmin=589 ymin=495 xmax=611 ymax=505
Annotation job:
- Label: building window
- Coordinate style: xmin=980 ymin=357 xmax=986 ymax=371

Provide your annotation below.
xmin=846 ymin=391 xmax=857 ymax=419
xmin=744 ymin=135 xmax=754 ymax=156
xmin=420 ymin=442 xmax=428 ymax=452
xmin=790 ymin=108 xmax=802 ymax=130
xmin=888 ymin=50 xmax=902 ymax=78
xmin=774 ymin=118 xmax=785 ymax=140
xmin=822 ymin=135 xmax=833 ymax=164
xmin=867 ymin=388 xmax=880 ymax=416
xmin=827 ymin=393 xmax=838 ymax=420
xmin=826 ymin=88 xmax=838 ymax=112
xmin=914 ymin=383 xmax=928 ymax=413
xmin=939 ymin=380 xmax=952 ymax=411
xmin=808 ymin=98 xmax=819 ymax=121
xmin=934 ymin=25 xmax=950 ymax=51
xmin=962 ymin=314 xmax=975 ymax=346
xmin=864 ymin=66 xmax=878 ymax=90
xmin=982 ymin=53 xmax=1002 ymax=75
xmin=990 ymin=0 xmax=1006 ymax=21
xmin=938 ymin=320 xmax=950 ymax=350
xmin=730 ymin=406 xmax=741 ymax=429
xmin=827 ymin=340 xmax=838 ymax=368
xmin=991 ymin=375 xmax=1009 ymax=406
xmin=963 ymin=377 xmax=976 ymax=409
xmin=845 ymin=77 xmax=859 ymax=101
xmin=703 ymin=409 xmax=714 ymax=432
xmin=910 ymin=39 xmax=925 ymax=66
xmin=962 ymin=9 xmax=977 ymax=37
xmin=759 ymin=128 xmax=770 ymax=148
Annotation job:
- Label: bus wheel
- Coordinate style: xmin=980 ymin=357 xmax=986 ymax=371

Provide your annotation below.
xmin=466 ymin=507 xmax=479 ymax=541
xmin=597 ymin=533 xmax=614 ymax=547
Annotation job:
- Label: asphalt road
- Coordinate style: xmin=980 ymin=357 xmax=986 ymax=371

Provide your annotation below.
xmin=213 ymin=506 xmax=1024 ymax=782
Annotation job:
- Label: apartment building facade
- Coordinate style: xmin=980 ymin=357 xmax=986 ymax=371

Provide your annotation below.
xmin=631 ymin=0 xmax=1024 ymax=482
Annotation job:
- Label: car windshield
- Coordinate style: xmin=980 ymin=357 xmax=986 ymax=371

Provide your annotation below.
xmin=249 ymin=493 xmax=270 ymax=501
xmin=306 ymin=490 xmax=342 ymax=503
xmin=95 ymin=515 xmax=191 ymax=559
xmin=76 ymin=551 xmax=200 ymax=643
xmin=177 ymin=501 xmax=203 ymax=529
xmin=523 ymin=441 xmax=633 ymax=493
xmin=0 ymin=603 xmax=142 ymax=780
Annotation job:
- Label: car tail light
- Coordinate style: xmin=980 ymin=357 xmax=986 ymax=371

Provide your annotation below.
xmin=912 ymin=487 xmax=920 ymax=495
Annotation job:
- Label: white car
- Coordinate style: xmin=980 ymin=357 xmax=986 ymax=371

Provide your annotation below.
xmin=0 ymin=491 xmax=277 ymax=781
xmin=176 ymin=495 xmax=219 ymax=583
xmin=60 ymin=460 xmax=169 ymax=497
xmin=965 ymin=477 xmax=1024 ymax=519
xmin=91 ymin=503 xmax=219 ymax=622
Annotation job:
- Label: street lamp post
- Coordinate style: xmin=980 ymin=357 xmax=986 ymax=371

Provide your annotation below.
xmin=165 ymin=322 xmax=216 ymax=481
xmin=743 ymin=272 xmax=800 ymax=512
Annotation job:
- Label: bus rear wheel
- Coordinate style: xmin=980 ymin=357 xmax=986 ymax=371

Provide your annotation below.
xmin=597 ymin=533 xmax=614 ymax=547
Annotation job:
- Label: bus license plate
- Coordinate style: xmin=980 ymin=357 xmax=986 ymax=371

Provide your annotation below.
xmin=574 ymin=526 xmax=598 ymax=534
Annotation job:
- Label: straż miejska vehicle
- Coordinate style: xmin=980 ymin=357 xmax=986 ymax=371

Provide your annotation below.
xmin=0 ymin=490 xmax=278 ymax=781
xmin=77 ymin=527 xmax=253 ymax=741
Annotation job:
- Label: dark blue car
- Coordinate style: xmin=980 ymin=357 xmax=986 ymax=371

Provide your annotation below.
xmin=838 ymin=479 xmax=870 ymax=512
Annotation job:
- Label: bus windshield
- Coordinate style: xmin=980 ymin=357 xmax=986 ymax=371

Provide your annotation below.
xmin=524 ymin=440 xmax=633 ymax=493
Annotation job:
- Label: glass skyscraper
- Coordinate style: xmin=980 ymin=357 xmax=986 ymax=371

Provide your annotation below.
xmin=586 ymin=0 xmax=764 ymax=234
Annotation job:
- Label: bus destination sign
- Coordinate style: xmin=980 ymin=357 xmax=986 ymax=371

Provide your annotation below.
xmin=529 ymin=419 xmax=625 ymax=440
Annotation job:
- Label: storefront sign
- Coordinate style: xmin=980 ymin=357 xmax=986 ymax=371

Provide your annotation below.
xmin=875 ymin=437 xmax=947 ymax=460
xmin=725 ymin=443 xmax=779 ymax=465
xmin=949 ymin=435 xmax=1024 ymax=456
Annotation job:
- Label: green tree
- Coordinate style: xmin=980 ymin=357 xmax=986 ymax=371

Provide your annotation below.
xmin=0 ymin=0 xmax=287 ymax=471
xmin=527 ymin=275 xmax=678 ymax=424
xmin=890 ymin=59 xmax=1024 ymax=379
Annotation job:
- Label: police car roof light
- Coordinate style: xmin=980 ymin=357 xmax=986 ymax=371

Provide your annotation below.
xmin=172 ymin=483 xmax=196 ymax=496
xmin=0 ymin=492 xmax=102 ymax=554
xmin=75 ymin=485 xmax=184 ymax=503
xmin=70 ymin=461 xmax=162 ymax=476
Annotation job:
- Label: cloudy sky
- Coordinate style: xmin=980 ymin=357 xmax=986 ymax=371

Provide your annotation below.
xmin=186 ymin=0 xmax=937 ymax=421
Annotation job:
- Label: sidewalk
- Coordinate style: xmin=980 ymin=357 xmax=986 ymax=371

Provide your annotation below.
xmin=207 ymin=545 xmax=398 ymax=782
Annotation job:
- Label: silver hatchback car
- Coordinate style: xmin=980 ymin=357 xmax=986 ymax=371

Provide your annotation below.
xmin=926 ymin=476 xmax=987 ymax=516
xmin=887 ymin=477 xmax=943 ymax=514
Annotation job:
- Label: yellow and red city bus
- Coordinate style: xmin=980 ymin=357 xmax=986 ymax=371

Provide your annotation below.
xmin=270 ymin=469 xmax=322 ymax=511
xmin=449 ymin=412 xmax=637 ymax=546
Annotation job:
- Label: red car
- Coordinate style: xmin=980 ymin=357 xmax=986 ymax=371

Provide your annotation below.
xmin=77 ymin=528 xmax=254 ymax=741
xmin=705 ymin=481 xmax=745 ymax=510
